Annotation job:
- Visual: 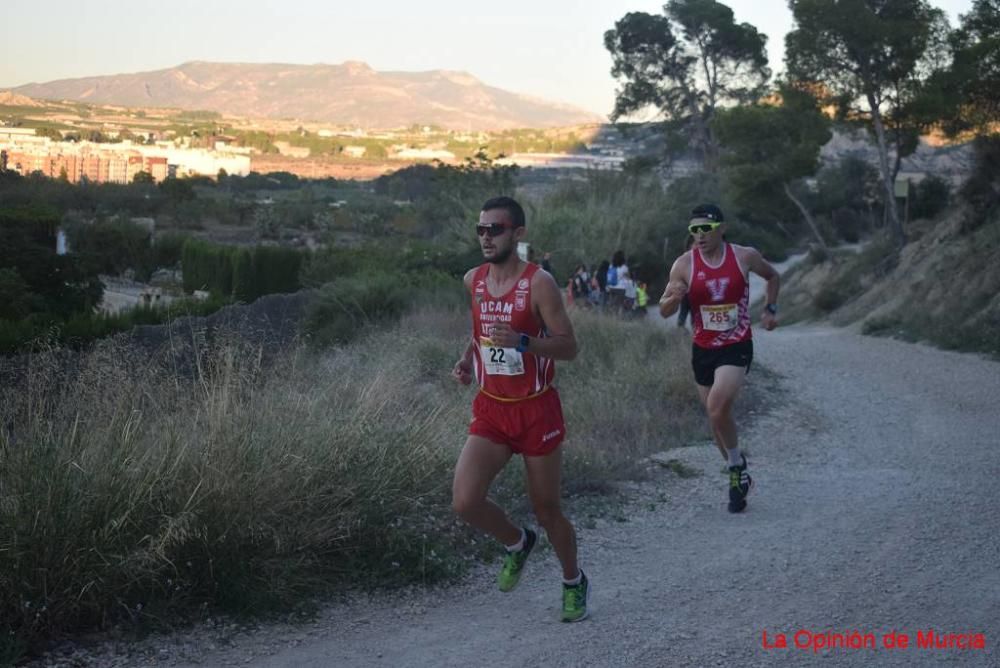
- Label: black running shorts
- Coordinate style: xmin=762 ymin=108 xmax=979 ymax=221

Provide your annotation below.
xmin=692 ymin=339 xmax=753 ymax=387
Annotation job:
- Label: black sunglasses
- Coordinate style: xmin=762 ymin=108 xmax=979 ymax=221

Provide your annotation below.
xmin=476 ymin=223 xmax=513 ymax=237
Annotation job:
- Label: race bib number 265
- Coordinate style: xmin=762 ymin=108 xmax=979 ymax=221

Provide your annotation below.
xmin=700 ymin=304 xmax=738 ymax=331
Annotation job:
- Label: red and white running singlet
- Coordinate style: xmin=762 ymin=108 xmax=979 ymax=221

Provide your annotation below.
xmin=471 ymin=263 xmax=554 ymax=400
xmin=689 ymin=243 xmax=752 ymax=349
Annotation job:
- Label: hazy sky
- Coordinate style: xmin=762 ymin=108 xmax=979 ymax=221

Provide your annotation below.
xmin=1 ymin=0 xmax=973 ymax=117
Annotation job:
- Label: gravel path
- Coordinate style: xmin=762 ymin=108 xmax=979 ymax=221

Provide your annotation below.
xmin=36 ymin=324 xmax=1000 ymax=667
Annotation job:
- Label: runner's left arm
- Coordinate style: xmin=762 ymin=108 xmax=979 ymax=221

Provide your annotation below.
xmin=745 ymin=248 xmax=780 ymax=330
xmin=488 ymin=271 xmax=578 ymax=361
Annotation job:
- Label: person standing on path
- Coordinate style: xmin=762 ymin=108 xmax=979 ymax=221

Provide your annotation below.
xmin=658 ymin=204 xmax=780 ymax=513
xmin=451 ymin=196 xmax=590 ymax=622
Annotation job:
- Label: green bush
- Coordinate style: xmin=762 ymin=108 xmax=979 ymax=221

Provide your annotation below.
xmin=725 ymin=222 xmax=790 ymax=262
xmin=151 ymin=232 xmax=189 ymax=270
xmin=65 ymin=219 xmax=152 ymax=277
xmin=909 ymin=175 xmax=951 ymax=221
xmin=831 ymin=207 xmax=864 ymax=243
xmin=305 ymin=270 xmax=464 ymax=347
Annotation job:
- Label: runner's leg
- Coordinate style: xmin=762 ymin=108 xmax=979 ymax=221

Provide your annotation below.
xmin=523 ymin=447 xmax=578 ymax=580
xmin=452 ymin=435 xmax=521 ymax=546
xmin=706 ymin=365 xmax=746 ymax=455
xmin=696 ymin=383 xmax=728 ymax=461
xmin=709 ymin=365 xmax=753 ymax=512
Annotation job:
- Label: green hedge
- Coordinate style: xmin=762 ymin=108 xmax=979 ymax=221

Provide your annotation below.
xmin=182 ymin=240 xmax=303 ymax=301
xmin=301 ymin=241 xmax=480 ymax=288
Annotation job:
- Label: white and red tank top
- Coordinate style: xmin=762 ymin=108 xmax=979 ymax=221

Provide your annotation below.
xmin=471 ymin=262 xmax=554 ymax=400
xmin=689 ymin=243 xmax=752 ymax=349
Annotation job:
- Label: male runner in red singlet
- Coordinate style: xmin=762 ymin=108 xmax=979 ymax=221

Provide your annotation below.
xmin=658 ymin=204 xmax=780 ymax=513
xmin=451 ymin=196 xmax=589 ymax=622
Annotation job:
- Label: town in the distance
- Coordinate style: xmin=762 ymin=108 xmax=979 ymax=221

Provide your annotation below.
xmin=0 ymin=61 xmax=640 ymax=186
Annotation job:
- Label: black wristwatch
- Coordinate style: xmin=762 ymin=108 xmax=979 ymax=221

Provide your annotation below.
xmin=765 ymin=303 xmax=778 ymax=315
xmin=516 ymin=333 xmax=530 ymax=353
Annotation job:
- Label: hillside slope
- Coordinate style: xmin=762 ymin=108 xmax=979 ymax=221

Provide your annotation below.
xmin=777 ymin=211 xmax=1000 ymax=357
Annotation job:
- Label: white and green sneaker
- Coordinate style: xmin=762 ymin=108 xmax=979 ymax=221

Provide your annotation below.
xmin=497 ymin=528 xmax=537 ymax=592
xmin=561 ymin=571 xmax=590 ymax=622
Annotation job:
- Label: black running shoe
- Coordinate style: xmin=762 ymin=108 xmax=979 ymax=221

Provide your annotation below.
xmin=728 ymin=455 xmax=753 ymax=513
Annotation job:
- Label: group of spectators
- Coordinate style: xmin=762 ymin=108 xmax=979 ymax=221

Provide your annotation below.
xmin=560 ymin=250 xmax=648 ymax=318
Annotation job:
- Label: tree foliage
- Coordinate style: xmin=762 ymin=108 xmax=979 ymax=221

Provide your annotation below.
xmin=713 ymin=84 xmax=832 ymax=246
xmin=785 ymin=0 xmax=949 ymax=247
xmin=373 ymin=151 xmax=518 ymax=239
xmin=604 ymin=0 xmax=770 ymax=166
xmin=929 ymin=0 xmax=1000 ymax=136
xmin=0 ymin=206 xmax=103 ymax=319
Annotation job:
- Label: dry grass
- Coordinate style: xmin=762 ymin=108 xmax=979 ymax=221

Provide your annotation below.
xmin=557 ymin=309 xmax=704 ymax=490
xmin=0 ymin=306 xmax=701 ymax=661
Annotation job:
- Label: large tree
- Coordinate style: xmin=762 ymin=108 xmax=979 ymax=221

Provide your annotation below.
xmin=785 ymin=0 xmax=948 ymax=248
xmin=0 ymin=206 xmax=103 ymax=319
xmin=713 ymin=85 xmax=832 ymax=248
xmin=604 ymin=0 xmax=770 ymax=169
xmin=929 ymin=0 xmax=1000 ymax=136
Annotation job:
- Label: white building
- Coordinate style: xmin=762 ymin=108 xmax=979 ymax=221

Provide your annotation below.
xmin=391 ymin=147 xmax=456 ymax=161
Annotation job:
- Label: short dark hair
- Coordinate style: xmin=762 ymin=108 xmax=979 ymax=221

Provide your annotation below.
xmin=691 ymin=203 xmax=724 ymax=222
xmin=481 ymin=196 xmax=526 ymax=227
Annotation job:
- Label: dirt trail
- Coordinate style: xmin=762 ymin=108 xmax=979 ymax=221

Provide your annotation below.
xmin=156 ymin=324 xmax=998 ymax=668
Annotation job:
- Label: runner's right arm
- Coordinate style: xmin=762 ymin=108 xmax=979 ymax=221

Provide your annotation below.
xmin=658 ymin=255 xmax=690 ymax=318
xmin=451 ymin=269 xmax=477 ymax=385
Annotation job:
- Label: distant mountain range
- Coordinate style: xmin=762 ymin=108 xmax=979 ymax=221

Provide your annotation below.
xmin=11 ymin=61 xmax=603 ymax=130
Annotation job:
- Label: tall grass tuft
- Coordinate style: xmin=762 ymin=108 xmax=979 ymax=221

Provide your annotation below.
xmin=0 ymin=306 xmax=702 ymax=661
xmin=557 ymin=309 xmax=703 ymax=491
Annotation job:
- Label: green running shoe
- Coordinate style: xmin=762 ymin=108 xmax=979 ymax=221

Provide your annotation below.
xmin=561 ymin=571 xmax=589 ymax=622
xmin=497 ymin=528 xmax=537 ymax=592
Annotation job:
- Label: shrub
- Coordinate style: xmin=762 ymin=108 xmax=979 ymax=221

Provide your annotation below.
xmin=812 ymin=278 xmax=857 ymax=313
xmin=909 ymin=175 xmax=950 ymax=221
xmin=831 ymin=207 xmax=864 ymax=243
xmin=305 ymin=270 xmax=464 ymax=347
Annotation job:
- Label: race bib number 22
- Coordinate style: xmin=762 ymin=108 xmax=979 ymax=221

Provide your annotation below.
xmin=479 ymin=337 xmax=525 ymax=375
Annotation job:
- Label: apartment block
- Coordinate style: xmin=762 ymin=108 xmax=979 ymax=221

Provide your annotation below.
xmin=0 ymin=129 xmax=251 ymax=184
